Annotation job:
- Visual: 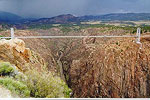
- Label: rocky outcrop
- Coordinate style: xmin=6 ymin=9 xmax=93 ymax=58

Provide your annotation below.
xmin=68 ymin=37 xmax=150 ymax=98
xmin=0 ymin=39 xmax=45 ymax=71
xmin=14 ymin=30 xmax=57 ymax=73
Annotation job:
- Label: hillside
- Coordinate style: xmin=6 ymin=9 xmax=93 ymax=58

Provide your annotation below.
xmin=0 ymin=11 xmax=22 ymax=23
xmin=31 ymin=14 xmax=79 ymax=24
xmin=79 ymin=13 xmax=150 ymax=21
xmin=28 ymin=13 xmax=150 ymax=25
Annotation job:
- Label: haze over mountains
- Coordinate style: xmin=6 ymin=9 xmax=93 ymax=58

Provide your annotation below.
xmin=0 ymin=11 xmax=22 ymax=23
xmin=1 ymin=11 xmax=150 ymax=24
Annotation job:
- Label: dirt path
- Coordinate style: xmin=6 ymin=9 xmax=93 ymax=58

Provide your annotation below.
xmin=0 ymin=85 xmax=19 ymax=98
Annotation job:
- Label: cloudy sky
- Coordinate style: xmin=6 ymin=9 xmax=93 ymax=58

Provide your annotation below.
xmin=0 ymin=0 xmax=149 ymax=18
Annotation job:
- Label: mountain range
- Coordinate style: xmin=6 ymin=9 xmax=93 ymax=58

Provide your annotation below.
xmin=0 ymin=11 xmax=22 ymax=23
xmin=30 ymin=13 xmax=150 ymax=24
xmin=0 ymin=11 xmax=150 ymax=24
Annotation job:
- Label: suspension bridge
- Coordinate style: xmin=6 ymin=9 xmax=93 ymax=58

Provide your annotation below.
xmin=0 ymin=28 xmax=143 ymax=45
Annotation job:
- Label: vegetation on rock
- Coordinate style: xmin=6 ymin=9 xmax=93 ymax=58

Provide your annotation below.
xmin=0 ymin=77 xmax=30 ymax=97
xmin=0 ymin=62 xmax=71 ymax=98
xmin=0 ymin=39 xmax=71 ymax=98
xmin=18 ymin=67 xmax=71 ymax=98
xmin=0 ymin=62 xmax=15 ymax=76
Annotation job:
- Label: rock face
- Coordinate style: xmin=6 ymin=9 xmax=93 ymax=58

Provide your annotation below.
xmin=15 ymin=30 xmax=58 ymax=72
xmin=68 ymin=37 xmax=150 ymax=98
xmin=0 ymin=30 xmax=60 ymax=73
xmin=0 ymin=39 xmax=45 ymax=71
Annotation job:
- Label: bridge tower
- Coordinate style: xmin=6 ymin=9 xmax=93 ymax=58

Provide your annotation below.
xmin=11 ymin=28 xmax=14 ymax=39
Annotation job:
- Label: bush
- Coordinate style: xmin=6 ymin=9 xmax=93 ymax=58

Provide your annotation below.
xmin=0 ymin=62 xmax=71 ymax=98
xmin=0 ymin=62 xmax=15 ymax=76
xmin=0 ymin=77 xmax=30 ymax=97
xmin=19 ymin=68 xmax=72 ymax=98
xmin=61 ymin=27 xmax=72 ymax=33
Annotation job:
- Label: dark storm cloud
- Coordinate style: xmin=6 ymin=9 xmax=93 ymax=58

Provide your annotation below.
xmin=0 ymin=0 xmax=149 ymax=18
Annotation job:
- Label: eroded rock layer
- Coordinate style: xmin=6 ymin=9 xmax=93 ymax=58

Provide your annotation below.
xmin=0 ymin=39 xmax=45 ymax=71
xmin=69 ymin=37 xmax=150 ymax=98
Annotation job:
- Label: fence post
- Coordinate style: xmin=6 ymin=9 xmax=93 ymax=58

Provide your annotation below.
xmin=11 ymin=28 xmax=14 ymax=39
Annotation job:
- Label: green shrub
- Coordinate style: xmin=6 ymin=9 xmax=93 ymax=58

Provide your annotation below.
xmin=19 ymin=68 xmax=71 ymax=98
xmin=61 ymin=26 xmax=72 ymax=33
xmin=0 ymin=77 xmax=30 ymax=97
xmin=0 ymin=62 xmax=14 ymax=76
xmin=28 ymin=24 xmax=53 ymax=30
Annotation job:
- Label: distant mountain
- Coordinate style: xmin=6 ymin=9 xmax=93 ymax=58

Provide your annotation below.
xmin=0 ymin=12 xmax=150 ymax=25
xmin=29 ymin=13 xmax=150 ymax=25
xmin=0 ymin=11 xmax=22 ymax=23
xmin=79 ymin=13 xmax=150 ymax=21
xmin=31 ymin=14 xmax=79 ymax=24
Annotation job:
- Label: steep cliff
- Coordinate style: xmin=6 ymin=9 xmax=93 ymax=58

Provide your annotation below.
xmin=0 ymin=39 xmax=71 ymax=98
xmin=0 ymin=39 xmax=45 ymax=71
xmin=69 ymin=37 xmax=150 ymax=98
